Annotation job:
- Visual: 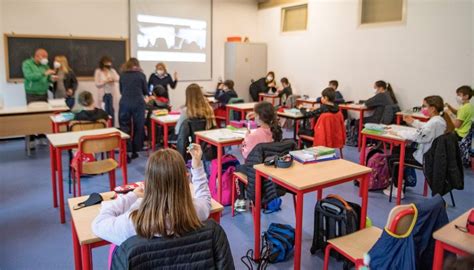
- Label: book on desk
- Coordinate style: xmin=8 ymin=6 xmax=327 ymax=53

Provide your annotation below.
xmin=290 ymin=146 xmax=338 ymax=164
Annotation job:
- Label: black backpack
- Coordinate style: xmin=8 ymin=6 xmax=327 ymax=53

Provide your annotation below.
xmin=310 ymin=194 xmax=361 ymax=255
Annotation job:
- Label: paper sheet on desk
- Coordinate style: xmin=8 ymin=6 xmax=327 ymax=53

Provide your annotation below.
xmin=218 ymin=130 xmax=246 ymax=140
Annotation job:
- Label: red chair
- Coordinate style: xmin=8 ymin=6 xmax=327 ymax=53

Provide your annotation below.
xmin=71 ymin=132 xmax=123 ymax=197
xmin=298 ymin=111 xmax=346 ymax=158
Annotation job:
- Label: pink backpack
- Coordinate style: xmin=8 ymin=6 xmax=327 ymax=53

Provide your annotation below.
xmin=209 ymin=154 xmax=240 ymax=206
xmin=365 ymin=147 xmax=390 ymax=190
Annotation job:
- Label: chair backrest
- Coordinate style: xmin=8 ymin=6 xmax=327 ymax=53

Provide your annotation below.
xmin=78 ymin=131 xmax=121 ymax=154
xmin=177 ymin=118 xmax=208 ymax=158
xmin=111 ymin=219 xmax=235 ymax=270
xmin=27 ymin=101 xmax=48 ymax=108
xmin=380 ymin=104 xmax=400 ymax=125
xmin=285 ymin=95 xmax=301 ymax=108
xmin=69 ymin=119 xmax=107 ymax=132
xmin=386 ymin=204 xmax=417 ymax=236
xmin=228 ymin=97 xmax=244 ymax=104
xmin=313 ymin=111 xmax=346 ymax=148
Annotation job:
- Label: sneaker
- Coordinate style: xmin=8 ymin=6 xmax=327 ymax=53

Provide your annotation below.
xmin=39 ymin=137 xmax=49 ymax=146
xmin=383 ymin=186 xmax=405 ymax=200
xmin=234 ymin=199 xmax=247 ymax=212
xmin=28 ymin=140 xmax=36 ymax=150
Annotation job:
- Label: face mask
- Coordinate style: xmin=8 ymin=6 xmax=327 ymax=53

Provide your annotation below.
xmin=53 ymin=61 xmax=61 ymax=69
xmin=157 ymin=70 xmax=165 ymax=76
xmin=456 ymin=95 xmax=464 ymax=105
xmin=255 ymin=116 xmax=262 ymax=126
xmin=104 ymin=64 xmax=112 ymax=69
xmin=421 ymin=107 xmax=430 ymax=117
xmin=40 ymin=58 xmax=49 ymax=65
xmin=266 ymin=76 xmax=273 ymax=82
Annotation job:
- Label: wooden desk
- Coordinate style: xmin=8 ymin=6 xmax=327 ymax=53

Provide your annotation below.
xmin=258 ymin=93 xmax=280 ymax=105
xmin=433 ymin=209 xmax=474 ymax=270
xmin=359 ymin=125 xmax=417 ymax=205
xmin=207 ymin=97 xmax=217 ymax=104
xmin=339 ymin=104 xmax=370 ymax=150
xmin=194 ymin=128 xmax=246 ymax=203
xmin=225 ymin=102 xmax=257 ymax=125
xmin=204 ymin=92 xmax=215 ymax=98
xmin=68 ymin=190 xmax=224 ymax=270
xmin=150 ymin=114 xmax=180 ymax=150
xmin=253 ymin=159 xmax=372 ymax=270
xmin=277 ymin=110 xmax=305 ymax=140
xmin=47 ymin=128 xmax=130 ymax=223
xmin=395 ymin=111 xmax=429 ymax=125
xmin=296 ymin=98 xmax=318 ymax=108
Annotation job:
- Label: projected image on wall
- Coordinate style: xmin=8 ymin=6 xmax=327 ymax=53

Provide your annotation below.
xmin=136 ymin=14 xmax=207 ymax=63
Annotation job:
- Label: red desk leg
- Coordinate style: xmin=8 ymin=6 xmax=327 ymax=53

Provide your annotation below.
xmin=81 ymin=244 xmax=92 ymax=270
xmin=72 ymin=221 xmax=82 ymax=270
xmin=56 ymin=148 xmax=66 ymax=223
xmin=396 ymin=115 xmax=401 ymax=125
xmin=210 ymin=212 xmax=221 ymax=223
xmin=151 ymin=119 xmax=156 ymax=151
xmin=121 ymin=139 xmax=128 ymax=184
xmin=226 ymin=106 xmax=230 ymax=125
xmin=163 ymin=123 xmax=169 ymax=148
xmin=50 ymin=144 xmax=58 ymax=208
xmin=240 ymin=109 xmax=245 ymax=122
xmin=294 ymin=191 xmax=304 ymax=270
xmin=432 ymin=240 xmax=444 ymax=270
xmin=253 ymin=170 xmax=262 ymax=260
xmin=360 ymin=134 xmax=367 ymax=165
xmin=358 ymin=110 xmax=364 ymax=151
xmin=395 ymin=142 xmax=406 ymax=205
xmin=360 ymin=174 xmax=369 ymax=228
xmin=217 ymin=144 xmax=223 ymax=203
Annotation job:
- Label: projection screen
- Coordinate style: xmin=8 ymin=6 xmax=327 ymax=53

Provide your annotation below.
xmin=130 ymin=0 xmax=212 ymax=81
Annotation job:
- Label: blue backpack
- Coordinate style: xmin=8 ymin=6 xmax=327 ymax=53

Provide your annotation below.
xmin=263 ymin=198 xmax=282 ymax=214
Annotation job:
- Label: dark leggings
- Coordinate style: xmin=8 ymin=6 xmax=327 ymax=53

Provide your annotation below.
xmin=387 ymin=146 xmax=421 ymax=187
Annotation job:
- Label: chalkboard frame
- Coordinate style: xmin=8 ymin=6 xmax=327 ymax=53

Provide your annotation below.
xmin=4 ymin=34 xmax=129 ymax=83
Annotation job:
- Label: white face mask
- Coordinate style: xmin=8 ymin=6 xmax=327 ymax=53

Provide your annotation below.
xmin=266 ymin=76 xmax=273 ymax=82
xmin=40 ymin=58 xmax=49 ymax=65
xmin=53 ymin=61 xmax=61 ymax=69
xmin=157 ymin=70 xmax=165 ymax=76
xmin=456 ymin=95 xmax=464 ymax=105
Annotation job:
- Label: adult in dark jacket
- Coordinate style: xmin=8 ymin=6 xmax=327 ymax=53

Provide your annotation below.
xmin=424 ymin=132 xmax=464 ymax=196
xmin=299 ymin=87 xmax=340 ymax=137
xmin=249 ymin=71 xmax=277 ymax=101
xmin=119 ymin=58 xmax=148 ymax=160
xmin=147 ymin=62 xmax=178 ymax=99
xmin=111 ymin=220 xmax=235 ymax=270
xmin=364 ymin=80 xmax=397 ymax=124
xmin=52 ymin=55 xmax=78 ymax=109
xmin=214 ymin=80 xmax=238 ymax=105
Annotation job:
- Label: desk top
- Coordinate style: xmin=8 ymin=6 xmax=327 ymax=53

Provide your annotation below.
xmin=68 ymin=190 xmax=224 ymax=245
xmin=151 ymin=114 xmax=180 ymax=124
xmin=195 ymin=128 xmax=246 ymax=144
xmin=362 ymin=124 xmax=415 ymax=142
xmin=296 ymin=98 xmax=318 ymax=103
xmin=433 ymin=209 xmax=474 ymax=254
xmin=204 ymin=92 xmax=215 ymax=97
xmin=339 ymin=104 xmax=368 ymax=110
xmin=207 ymin=97 xmax=217 ymax=103
xmin=0 ymin=104 xmax=69 ymax=116
xmin=277 ymin=110 xmax=304 ymax=119
xmin=396 ymin=111 xmax=429 ymax=120
xmin=47 ymin=128 xmax=129 ymax=147
xmin=254 ymin=159 xmax=372 ymax=191
xmin=259 ymin=93 xmax=279 ymax=97
xmin=226 ymin=102 xmax=257 ymax=110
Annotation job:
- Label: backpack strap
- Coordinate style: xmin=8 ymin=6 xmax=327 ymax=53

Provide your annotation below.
xmin=326 ymin=194 xmax=352 ymax=211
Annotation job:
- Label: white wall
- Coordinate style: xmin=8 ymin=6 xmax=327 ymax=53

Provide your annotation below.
xmin=256 ymin=0 xmax=473 ymax=109
xmin=0 ymin=0 xmax=258 ymax=109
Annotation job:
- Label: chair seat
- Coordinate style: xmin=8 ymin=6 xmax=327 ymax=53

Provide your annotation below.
xmin=233 ymin=172 xmax=248 ymax=185
xmin=78 ymin=159 xmax=118 ymax=175
xmin=299 ymin=134 xmax=314 ymax=141
xmin=327 ymin=226 xmax=383 ymax=259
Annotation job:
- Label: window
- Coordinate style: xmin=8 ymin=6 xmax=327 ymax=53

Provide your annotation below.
xmin=281 ymin=4 xmax=308 ymax=32
xmin=360 ymin=0 xmax=405 ymax=25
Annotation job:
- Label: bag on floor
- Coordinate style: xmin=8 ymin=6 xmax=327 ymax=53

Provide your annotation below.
xmin=404 ymin=167 xmax=417 ymax=187
xmin=209 ymin=154 xmax=240 ymax=206
xmin=310 ymin=194 xmax=361 ymax=255
xmin=345 ymin=119 xmax=359 ymax=147
xmin=365 ymin=147 xmax=390 ymax=190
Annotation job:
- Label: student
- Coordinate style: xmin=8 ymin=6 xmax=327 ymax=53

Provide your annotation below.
xmin=384 ymin=95 xmax=454 ymax=198
xmin=298 ymin=87 xmax=340 ymax=137
xmin=74 ymin=91 xmax=109 ymax=121
xmin=94 ymin=56 xmax=120 ymax=126
xmin=92 ymin=145 xmax=211 ymax=246
xmin=249 ymin=71 xmax=277 ymax=101
xmin=316 ymin=80 xmax=345 ymax=104
xmin=52 ymin=55 xmax=78 ymax=109
xmin=145 ymin=85 xmax=171 ymax=145
xmin=445 ymin=85 xmax=474 ymax=140
xmin=363 ymin=80 xmax=397 ymax=124
xmin=147 ymin=62 xmax=178 ymax=99
xmin=214 ymin=80 xmax=238 ymax=105
xmin=119 ymin=58 xmax=148 ymax=161
xmin=278 ymin=77 xmax=293 ymax=106
xmin=175 ymin=84 xmax=216 ymax=135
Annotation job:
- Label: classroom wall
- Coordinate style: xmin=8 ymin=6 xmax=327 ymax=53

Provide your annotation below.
xmin=256 ymin=0 xmax=473 ymax=109
xmin=0 ymin=0 xmax=258 ymax=108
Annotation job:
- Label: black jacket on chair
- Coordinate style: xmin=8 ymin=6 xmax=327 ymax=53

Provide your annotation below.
xmin=176 ymin=118 xmax=216 ymax=161
xmin=423 ymin=132 xmax=464 ymax=196
xmin=238 ymin=140 xmax=297 ymax=205
xmin=111 ymin=220 xmax=235 ymax=270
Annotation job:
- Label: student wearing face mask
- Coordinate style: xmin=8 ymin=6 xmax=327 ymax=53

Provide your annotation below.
xmin=94 ymin=56 xmax=120 ymax=126
xmin=445 ymin=85 xmax=474 ymax=140
xmin=147 ymin=63 xmax=178 ymax=99
xmin=214 ymin=80 xmax=238 ymax=105
xmin=363 ymin=80 xmax=398 ymax=124
xmin=384 ymin=95 xmax=454 ymax=198
xmin=249 ymin=71 xmax=277 ymax=101
xmin=51 ymin=55 xmax=78 ymax=109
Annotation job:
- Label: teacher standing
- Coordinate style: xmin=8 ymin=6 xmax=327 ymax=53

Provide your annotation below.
xmin=147 ymin=62 xmax=178 ymax=99
xmin=94 ymin=56 xmax=120 ymax=126
xmin=119 ymin=58 xmax=148 ymax=162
